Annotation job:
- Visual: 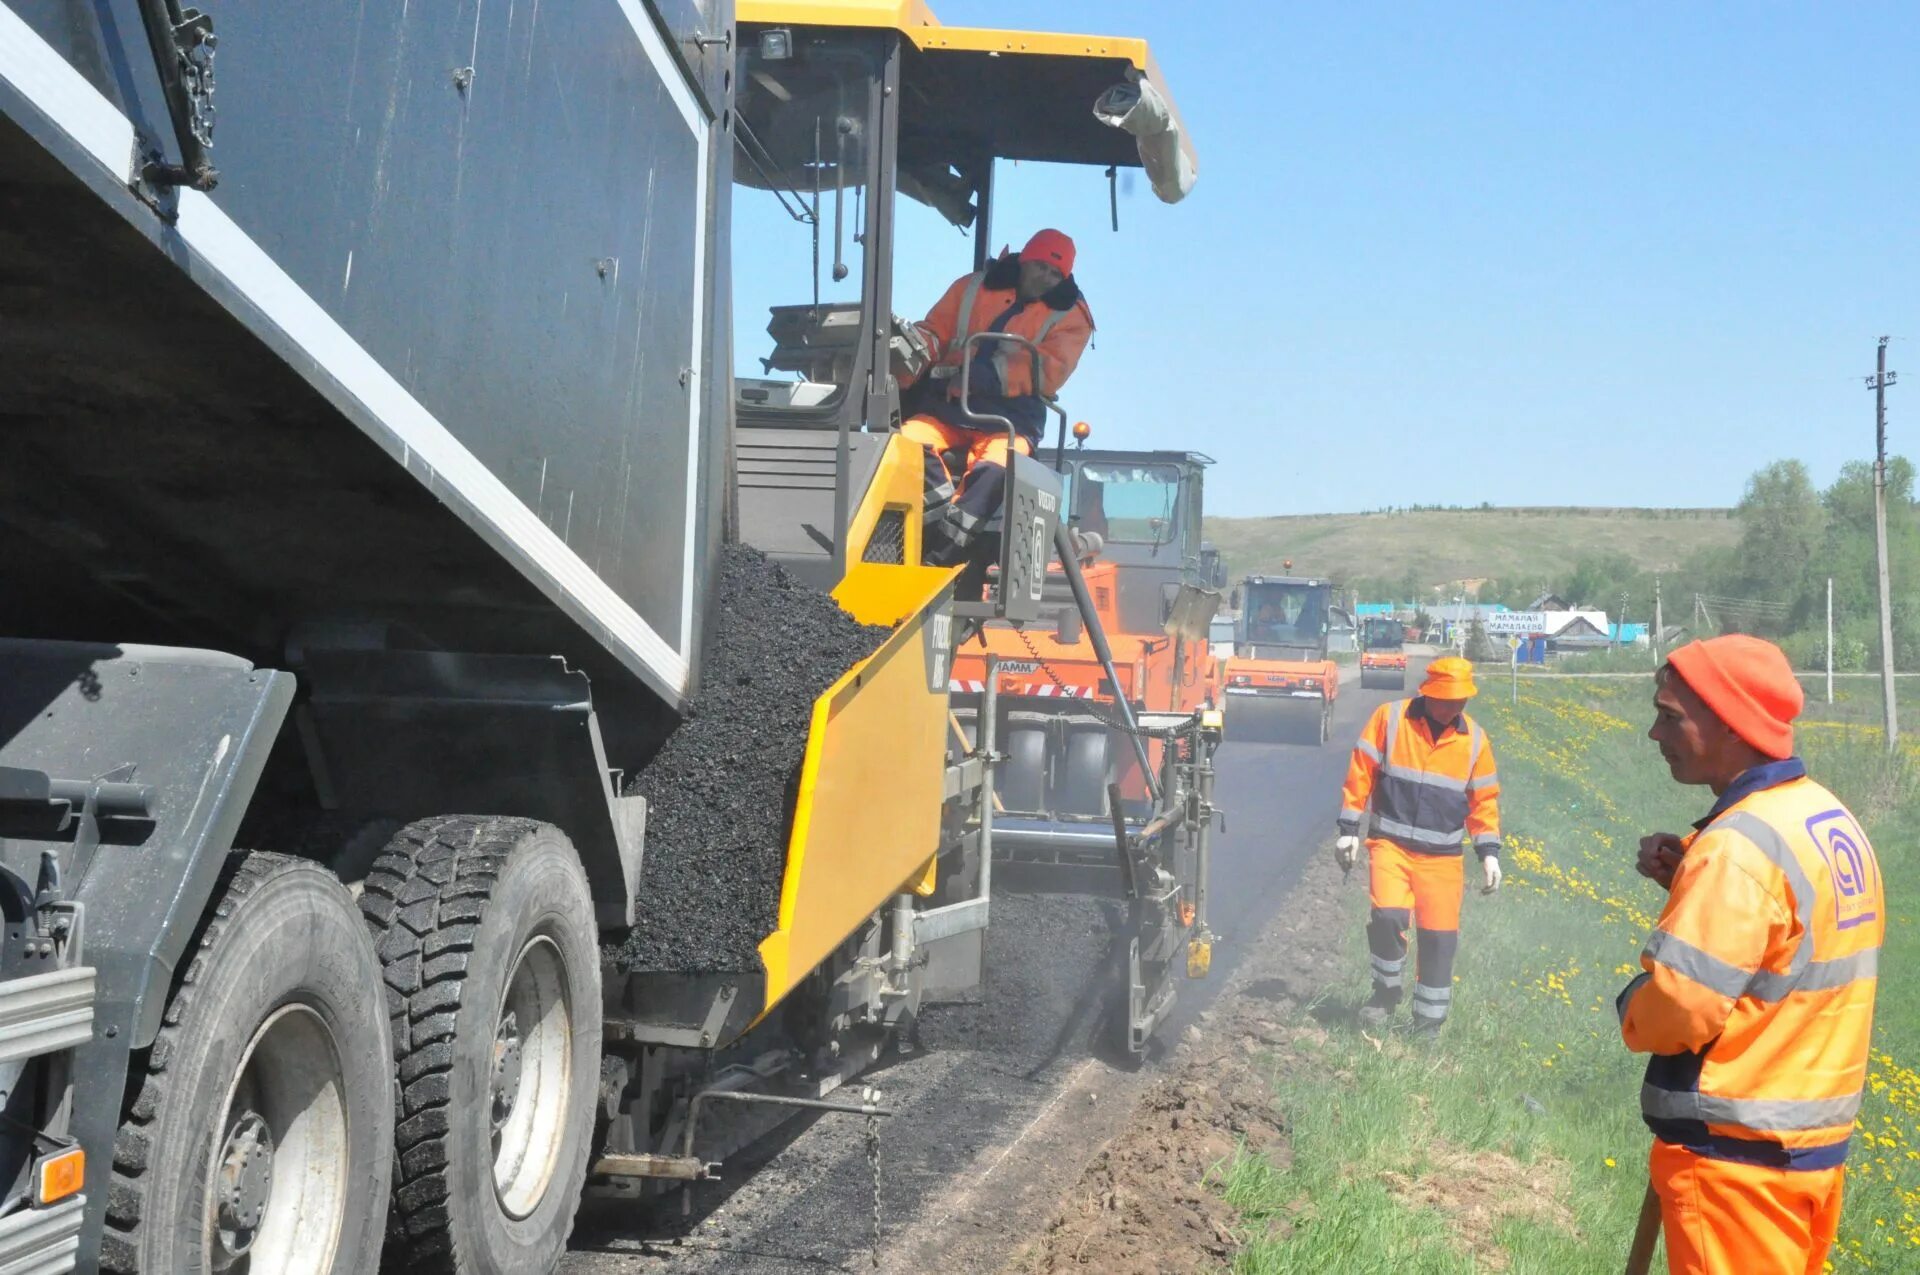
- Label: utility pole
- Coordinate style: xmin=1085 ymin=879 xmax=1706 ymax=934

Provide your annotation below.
xmin=1826 ymin=576 xmax=1835 ymax=705
xmin=1868 ymin=336 xmax=1900 ymax=750
xmin=1653 ymin=576 xmax=1664 ymax=665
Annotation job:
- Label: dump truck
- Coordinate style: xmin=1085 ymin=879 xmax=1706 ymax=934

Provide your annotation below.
xmin=1221 ymin=574 xmax=1345 ymax=744
xmin=0 ymin=2 xmax=1207 ymax=1272
xmin=1359 ymin=615 xmax=1411 ymax=689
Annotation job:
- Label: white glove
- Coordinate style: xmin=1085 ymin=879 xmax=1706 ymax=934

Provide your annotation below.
xmin=1334 ymin=835 xmax=1359 ymax=870
xmin=1482 ymin=855 xmax=1503 ymax=893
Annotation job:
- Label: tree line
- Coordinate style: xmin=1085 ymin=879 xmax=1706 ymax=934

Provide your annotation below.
xmin=1342 ymin=459 xmax=1920 ymax=670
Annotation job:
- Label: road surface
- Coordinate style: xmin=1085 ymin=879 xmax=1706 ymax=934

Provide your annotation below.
xmin=561 ymin=670 xmax=1410 ymax=1273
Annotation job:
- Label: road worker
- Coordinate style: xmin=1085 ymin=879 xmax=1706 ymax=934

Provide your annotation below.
xmin=899 ymin=229 xmax=1094 ymax=566
xmin=1619 ymin=635 xmax=1883 ymax=1275
xmin=1336 ymin=656 xmax=1502 ymax=1035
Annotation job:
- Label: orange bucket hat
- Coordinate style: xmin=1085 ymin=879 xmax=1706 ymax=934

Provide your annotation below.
xmin=1421 ymin=656 xmax=1478 ymax=700
xmin=1667 ymin=635 xmax=1803 ymax=759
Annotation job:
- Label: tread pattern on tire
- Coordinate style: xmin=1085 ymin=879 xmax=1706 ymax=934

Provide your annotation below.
xmin=358 ymin=815 xmax=536 ymax=1268
xmin=101 ymin=851 xmax=326 ymax=1273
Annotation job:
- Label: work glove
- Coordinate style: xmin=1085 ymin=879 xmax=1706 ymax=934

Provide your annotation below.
xmin=1481 ymin=855 xmax=1503 ymax=894
xmin=1334 ymin=835 xmax=1359 ymax=872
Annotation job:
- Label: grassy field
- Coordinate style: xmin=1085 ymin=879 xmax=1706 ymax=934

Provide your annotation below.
xmin=1222 ymin=678 xmax=1920 ymax=1272
xmin=1204 ymin=508 xmax=1737 ymax=591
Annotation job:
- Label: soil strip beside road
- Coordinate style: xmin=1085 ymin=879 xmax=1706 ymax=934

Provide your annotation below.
xmin=1000 ymin=850 xmax=1355 ymax=1274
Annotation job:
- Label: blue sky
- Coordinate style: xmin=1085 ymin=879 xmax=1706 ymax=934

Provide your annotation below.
xmin=833 ymin=1 xmax=1920 ymax=517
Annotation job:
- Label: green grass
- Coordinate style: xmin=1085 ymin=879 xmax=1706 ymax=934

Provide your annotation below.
xmin=1224 ymin=678 xmax=1920 ymax=1272
xmin=1204 ymin=508 xmax=1738 ymax=594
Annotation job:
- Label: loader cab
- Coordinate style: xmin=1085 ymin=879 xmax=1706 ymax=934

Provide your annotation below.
xmin=1053 ymin=448 xmax=1212 ymax=632
xmin=1362 ymin=615 xmax=1406 ymax=652
xmin=728 ymin=4 xmax=1194 ymax=589
xmin=1236 ymin=576 xmax=1337 ymax=662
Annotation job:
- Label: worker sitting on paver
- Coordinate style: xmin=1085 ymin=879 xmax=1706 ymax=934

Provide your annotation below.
xmin=1336 ymin=656 xmax=1502 ymax=1037
xmin=1618 ymin=635 xmax=1882 ymax=1275
xmin=899 ymin=229 xmax=1094 ymax=567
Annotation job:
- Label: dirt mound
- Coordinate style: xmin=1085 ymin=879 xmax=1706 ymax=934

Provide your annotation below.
xmin=1003 ymin=860 xmax=1352 ymax=1274
xmin=616 ymin=544 xmax=890 ymax=974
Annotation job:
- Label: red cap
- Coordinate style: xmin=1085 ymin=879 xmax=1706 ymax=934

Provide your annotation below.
xmin=1021 ymin=228 xmax=1075 ymax=277
xmin=1667 ymin=635 xmax=1803 ymax=759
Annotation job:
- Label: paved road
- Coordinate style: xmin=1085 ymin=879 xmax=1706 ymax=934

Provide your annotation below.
xmin=562 ymin=672 xmax=1411 ymax=1273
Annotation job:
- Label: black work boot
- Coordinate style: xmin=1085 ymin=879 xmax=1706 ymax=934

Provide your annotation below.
xmin=1357 ymin=985 xmax=1399 ymax=1028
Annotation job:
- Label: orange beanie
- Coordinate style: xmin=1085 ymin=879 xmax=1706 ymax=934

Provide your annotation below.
xmin=1667 ymin=635 xmax=1803 ymax=759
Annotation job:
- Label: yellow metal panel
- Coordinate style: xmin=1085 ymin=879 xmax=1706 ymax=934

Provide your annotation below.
xmin=738 ymin=1 xmax=1148 ymax=70
xmin=740 ymin=0 xmax=938 ymax=34
xmin=756 ymin=567 xmax=952 ymax=1012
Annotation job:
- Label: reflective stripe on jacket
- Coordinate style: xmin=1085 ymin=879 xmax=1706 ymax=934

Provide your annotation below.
xmin=1618 ymin=769 xmax=1884 ymax=1167
xmin=1339 ymin=698 xmax=1501 ymax=859
xmin=914 ymin=259 xmax=1093 ymax=401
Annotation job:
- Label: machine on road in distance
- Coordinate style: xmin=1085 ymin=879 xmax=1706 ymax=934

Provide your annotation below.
xmin=1220 ymin=574 xmax=1344 ymax=744
xmin=1359 ymin=615 xmax=1411 ymax=689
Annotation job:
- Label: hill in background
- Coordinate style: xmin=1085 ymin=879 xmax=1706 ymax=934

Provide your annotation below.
xmin=1204 ymin=507 xmax=1738 ymax=596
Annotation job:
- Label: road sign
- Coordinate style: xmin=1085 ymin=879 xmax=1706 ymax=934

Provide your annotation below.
xmin=1487 ymin=611 xmax=1547 ymax=636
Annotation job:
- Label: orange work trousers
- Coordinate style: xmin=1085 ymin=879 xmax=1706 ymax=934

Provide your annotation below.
xmin=1368 ymin=840 xmax=1464 ymax=931
xmin=900 ymin=415 xmax=1032 ymax=473
xmin=1365 ymin=841 xmax=1463 ymax=1022
xmin=900 ymin=415 xmax=1035 ymax=565
xmin=1651 ymin=1141 xmax=1844 ymax=1275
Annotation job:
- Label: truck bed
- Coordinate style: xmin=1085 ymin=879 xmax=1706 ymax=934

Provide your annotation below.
xmin=0 ymin=0 xmax=729 ymax=750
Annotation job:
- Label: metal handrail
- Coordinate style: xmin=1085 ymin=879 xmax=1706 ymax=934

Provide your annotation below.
xmin=954 ymin=331 xmax=1071 ymax=473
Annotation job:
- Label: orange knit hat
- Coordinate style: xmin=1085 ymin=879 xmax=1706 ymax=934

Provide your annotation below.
xmin=1667 ymin=635 xmax=1803 ymax=759
xmin=1421 ymin=656 xmax=1478 ymax=699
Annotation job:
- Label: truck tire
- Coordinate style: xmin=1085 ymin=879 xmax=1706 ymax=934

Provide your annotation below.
xmin=1000 ymin=728 xmax=1048 ymax=814
xmin=102 ymin=852 xmax=394 ymax=1274
xmin=1054 ymin=729 xmax=1112 ymax=817
xmin=361 ymin=817 xmax=601 ymax=1275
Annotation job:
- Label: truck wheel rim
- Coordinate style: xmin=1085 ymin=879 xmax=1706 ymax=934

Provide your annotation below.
xmin=208 ymin=1004 xmax=349 ymax=1273
xmin=493 ymin=934 xmax=573 ymax=1219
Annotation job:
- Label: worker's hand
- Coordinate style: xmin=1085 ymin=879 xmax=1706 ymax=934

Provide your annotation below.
xmin=1636 ymin=834 xmax=1686 ymax=890
xmin=1481 ymin=855 xmax=1502 ymax=894
xmin=1334 ymin=835 xmax=1359 ymax=871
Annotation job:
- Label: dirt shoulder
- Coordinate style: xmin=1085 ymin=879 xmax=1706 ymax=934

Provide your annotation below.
xmin=1000 ymin=847 xmax=1356 ymax=1274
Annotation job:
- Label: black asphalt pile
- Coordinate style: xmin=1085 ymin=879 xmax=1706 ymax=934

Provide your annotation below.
xmin=615 ymin=544 xmax=891 ymax=974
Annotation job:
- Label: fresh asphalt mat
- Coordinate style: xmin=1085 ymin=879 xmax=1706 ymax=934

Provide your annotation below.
xmin=561 ymin=664 xmax=1427 ymax=1273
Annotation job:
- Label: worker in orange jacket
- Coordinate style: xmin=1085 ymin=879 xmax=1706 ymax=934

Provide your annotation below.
xmin=899 ymin=229 xmax=1094 ymax=566
xmin=1337 ymin=657 xmax=1502 ymax=1036
xmin=1620 ymin=635 xmax=1883 ymax=1274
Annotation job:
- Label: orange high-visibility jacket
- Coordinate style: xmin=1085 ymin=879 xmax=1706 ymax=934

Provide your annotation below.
xmin=1619 ymin=761 xmax=1884 ymax=1168
xmin=1339 ymin=699 xmax=1502 ymax=858
xmin=913 ymin=255 xmax=1094 ymax=400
